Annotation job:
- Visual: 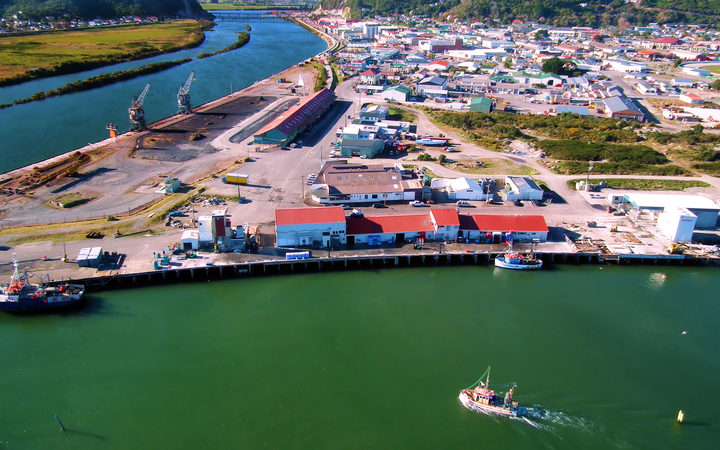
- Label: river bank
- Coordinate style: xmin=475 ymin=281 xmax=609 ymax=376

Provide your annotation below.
xmin=0 ymin=17 xmax=329 ymax=184
xmin=0 ymin=20 xmax=212 ymax=87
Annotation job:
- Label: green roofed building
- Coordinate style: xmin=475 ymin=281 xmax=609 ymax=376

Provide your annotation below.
xmin=382 ymin=84 xmax=412 ymax=102
xmin=470 ymin=97 xmax=493 ymax=113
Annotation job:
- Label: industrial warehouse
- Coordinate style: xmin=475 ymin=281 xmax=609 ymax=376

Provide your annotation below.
xmin=274 ymin=206 xmax=549 ymax=248
xmin=253 ymin=88 xmax=336 ymax=146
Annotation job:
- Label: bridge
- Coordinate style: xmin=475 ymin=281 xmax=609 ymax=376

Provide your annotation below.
xmin=211 ymin=11 xmax=290 ymax=22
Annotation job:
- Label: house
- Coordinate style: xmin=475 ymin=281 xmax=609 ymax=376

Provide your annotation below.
xmin=359 ymin=68 xmax=381 ymax=85
xmin=556 ymin=105 xmax=589 ymax=116
xmin=275 ymin=206 xmax=347 ymax=247
xmin=469 ymin=97 xmax=493 ymax=113
xmin=416 ymin=76 xmax=448 ymax=96
xmin=503 ymin=176 xmax=544 ymax=201
xmin=458 ymin=214 xmax=549 ymax=243
xmin=359 ymin=104 xmax=389 ymax=123
xmin=679 ymin=93 xmax=704 ymax=104
xmin=254 ymin=88 xmax=336 ymax=146
xmin=635 ymin=81 xmax=657 ymax=95
xmin=603 ymin=96 xmax=644 ymax=121
xmin=382 ymin=84 xmax=412 ymax=102
xmin=426 ymin=60 xmax=451 ymax=72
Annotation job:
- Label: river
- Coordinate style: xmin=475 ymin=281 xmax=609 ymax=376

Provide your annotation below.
xmin=0 ymin=13 xmax=326 ymax=174
xmin=1 ymin=265 xmax=718 ymax=449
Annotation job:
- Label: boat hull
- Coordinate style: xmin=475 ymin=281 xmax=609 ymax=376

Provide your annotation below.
xmin=458 ymin=392 xmax=517 ymax=417
xmin=416 ymin=138 xmax=448 ymax=146
xmin=494 ymin=257 xmax=542 ymax=270
xmin=0 ymin=296 xmax=84 ymax=312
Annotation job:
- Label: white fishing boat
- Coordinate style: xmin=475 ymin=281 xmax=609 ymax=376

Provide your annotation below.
xmin=494 ymin=243 xmax=542 ymax=270
xmin=459 ymin=366 xmax=519 ymax=417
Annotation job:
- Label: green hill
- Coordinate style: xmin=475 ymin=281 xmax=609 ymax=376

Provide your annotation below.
xmin=0 ymin=0 xmax=209 ymax=20
xmin=318 ymin=0 xmax=720 ymax=26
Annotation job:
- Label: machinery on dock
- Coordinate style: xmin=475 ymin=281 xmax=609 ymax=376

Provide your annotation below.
xmin=177 ymin=72 xmax=195 ymax=114
xmin=129 ymin=82 xmax=151 ymax=131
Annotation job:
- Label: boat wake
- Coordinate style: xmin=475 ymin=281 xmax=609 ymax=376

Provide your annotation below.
xmin=513 ymin=406 xmax=593 ymax=432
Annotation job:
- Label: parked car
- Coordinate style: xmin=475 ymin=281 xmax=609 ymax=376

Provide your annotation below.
xmin=409 ymin=201 xmax=424 ymax=207
xmin=533 ymin=200 xmax=545 ymax=207
xmin=514 ymin=199 xmax=524 ymax=207
xmin=456 ymin=201 xmax=473 ymax=207
xmin=373 ymin=203 xmax=388 ymax=208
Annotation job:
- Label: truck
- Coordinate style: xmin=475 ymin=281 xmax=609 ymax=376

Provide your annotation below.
xmin=223 ymin=173 xmax=248 ymax=185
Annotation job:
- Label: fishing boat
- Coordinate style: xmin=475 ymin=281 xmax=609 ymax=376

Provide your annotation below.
xmin=0 ymin=255 xmax=84 ymax=312
xmin=494 ymin=243 xmax=543 ymax=270
xmin=459 ymin=366 xmax=519 ymax=417
xmin=416 ymin=136 xmax=448 ymax=146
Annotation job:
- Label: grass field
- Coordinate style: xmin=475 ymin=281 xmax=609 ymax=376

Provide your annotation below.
xmin=701 ymin=65 xmax=720 ymax=74
xmin=0 ymin=20 xmax=205 ymax=82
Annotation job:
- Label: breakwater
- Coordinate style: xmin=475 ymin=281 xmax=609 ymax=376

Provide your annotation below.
xmin=66 ymin=250 xmax=719 ymax=293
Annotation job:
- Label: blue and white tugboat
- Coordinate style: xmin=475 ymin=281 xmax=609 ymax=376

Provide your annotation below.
xmin=0 ymin=255 xmax=84 ymax=312
xmin=494 ymin=243 xmax=542 ymax=270
xmin=459 ymin=366 xmax=519 ymax=417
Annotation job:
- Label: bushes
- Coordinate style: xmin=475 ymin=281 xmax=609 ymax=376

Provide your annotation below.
xmin=427 ymin=110 xmax=643 ymax=149
xmin=536 ymin=140 xmax=668 ymax=164
xmin=554 ymin=161 xmax=690 ymax=176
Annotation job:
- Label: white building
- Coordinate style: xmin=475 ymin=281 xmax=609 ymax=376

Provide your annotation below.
xmin=657 ymin=206 xmax=697 ymax=242
xmin=504 ymin=176 xmax=544 ymax=201
xmin=430 ymin=177 xmax=491 ymax=201
xmin=605 ymin=59 xmax=648 ymax=73
xmin=621 ymin=193 xmax=719 ymax=228
xmin=275 ymin=207 xmax=347 ymax=247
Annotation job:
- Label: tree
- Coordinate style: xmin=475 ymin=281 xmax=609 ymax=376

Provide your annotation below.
xmin=535 ymin=29 xmax=549 ymax=41
xmin=711 ymin=79 xmax=720 ymax=91
xmin=541 ymin=57 xmax=564 ymax=74
xmin=503 ymin=57 xmax=513 ymax=69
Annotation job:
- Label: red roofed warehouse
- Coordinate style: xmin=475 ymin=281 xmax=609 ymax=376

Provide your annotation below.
xmin=459 ymin=214 xmax=548 ymax=243
xmin=254 ymin=88 xmax=336 ymax=146
xmin=275 ymin=207 xmax=346 ymax=247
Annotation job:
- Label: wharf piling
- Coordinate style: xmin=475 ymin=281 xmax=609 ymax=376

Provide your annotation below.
xmin=61 ymin=250 xmax=719 ymax=293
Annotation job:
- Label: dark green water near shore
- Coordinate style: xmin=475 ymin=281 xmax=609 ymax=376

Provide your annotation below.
xmin=1 ymin=265 xmax=719 ymax=449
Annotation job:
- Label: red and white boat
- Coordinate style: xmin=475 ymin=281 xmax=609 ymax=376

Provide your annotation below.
xmin=494 ymin=244 xmax=542 ymax=270
xmin=459 ymin=366 xmax=519 ymax=417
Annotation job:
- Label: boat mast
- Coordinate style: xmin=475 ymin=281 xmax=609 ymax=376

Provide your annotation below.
xmin=10 ymin=253 xmax=20 ymax=283
xmin=486 ymin=366 xmax=491 ymax=388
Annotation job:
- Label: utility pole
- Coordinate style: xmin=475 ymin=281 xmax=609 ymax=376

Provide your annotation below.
xmin=301 ymin=175 xmax=305 ymax=200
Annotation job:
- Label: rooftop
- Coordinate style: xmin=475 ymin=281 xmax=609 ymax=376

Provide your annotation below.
xmin=275 ymin=207 xmax=346 ymax=226
xmin=459 ymin=214 xmax=549 ymax=233
xmin=347 ymin=214 xmax=434 ymax=235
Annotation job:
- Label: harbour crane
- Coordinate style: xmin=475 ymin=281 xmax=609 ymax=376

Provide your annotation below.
xmin=129 ymin=82 xmax=151 ymax=131
xmin=177 ymin=72 xmax=195 ymax=114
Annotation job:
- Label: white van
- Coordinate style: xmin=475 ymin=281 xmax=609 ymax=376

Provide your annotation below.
xmin=456 ymin=201 xmax=472 ymax=207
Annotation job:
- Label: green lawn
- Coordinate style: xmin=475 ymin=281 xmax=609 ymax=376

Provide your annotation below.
xmin=0 ymin=20 xmax=206 ymax=82
xmin=701 ymin=65 xmax=720 ymax=74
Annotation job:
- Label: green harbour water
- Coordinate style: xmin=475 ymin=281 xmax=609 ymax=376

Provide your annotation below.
xmin=1 ymin=265 xmax=719 ymax=449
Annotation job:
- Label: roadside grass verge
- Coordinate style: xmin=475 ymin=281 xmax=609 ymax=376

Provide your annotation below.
xmin=388 ymin=106 xmax=417 ymax=123
xmin=691 ymin=161 xmax=720 ymax=176
xmin=552 ymin=161 xmax=690 ymax=175
xmin=451 ymin=159 xmax=538 ymax=176
xmin=566 ymin=178 xmax=710 ymax=191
